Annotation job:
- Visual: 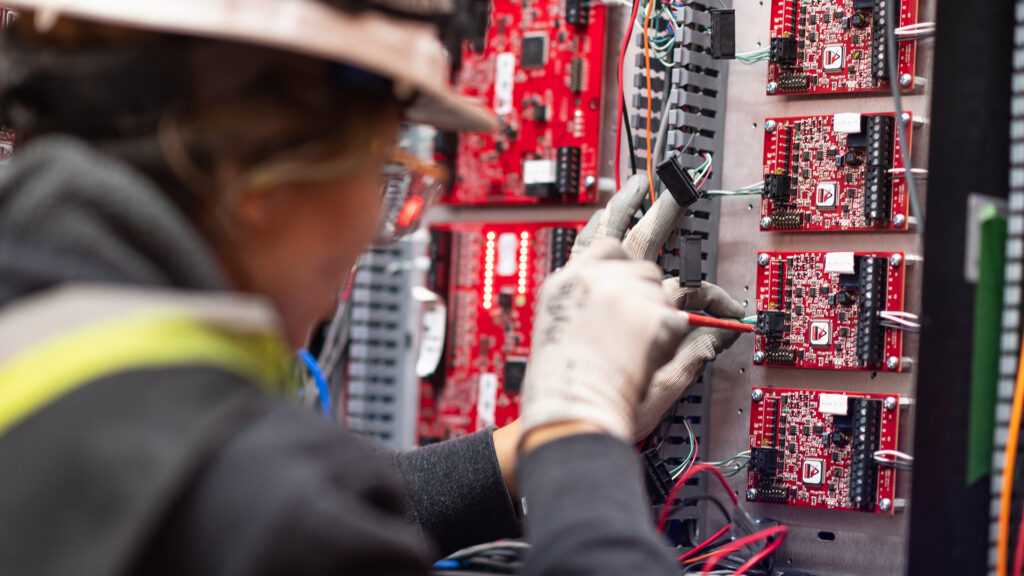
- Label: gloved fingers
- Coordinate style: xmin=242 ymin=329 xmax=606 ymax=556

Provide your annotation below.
xmin=590 ymin=174 xmax=648 ymax=243
xmin=576 ymin=236 xmax=631 ymax=263
xmin=571 ymin=208 xmax=605 ymax=259
xmin=623 ymin=192 xmax=684 ymax=262
xmin=632 ymin=327 xmax=744 ymax=440
xmin=679 ymin=326 xmax=742 ymax=357
xmin=662 ymin=279 xmax=746 ymax=319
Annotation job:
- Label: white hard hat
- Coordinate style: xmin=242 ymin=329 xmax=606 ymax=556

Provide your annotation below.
xmin=3 ymin=0 xmax=498 ymax=133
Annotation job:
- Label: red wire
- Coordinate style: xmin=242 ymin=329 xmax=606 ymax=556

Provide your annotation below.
xmin=615 ymin=0 xmax=641 ymax=187
xmin=657 ymin=463 xmax=738 ymax=533
xmin=729 ymin=531 xmax=786 ymax=575
xmin=677 ymin=524 xmax=731 ymax=562
xmin=682 ymin=313 xmax=754 ymax=333
xmin=1014 ymin=508 xmax=1024 ymax=576
xmin=698 ymin=525 xmax=788 ymax=575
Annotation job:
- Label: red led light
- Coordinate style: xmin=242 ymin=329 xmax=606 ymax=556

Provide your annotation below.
xmin=397 ymin=195 xmax=425 ymax=227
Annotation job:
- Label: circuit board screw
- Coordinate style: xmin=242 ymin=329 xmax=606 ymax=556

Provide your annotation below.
xmin=764 ymin=120 xmax=777 ymax=133
xmin=751 ymin=388 xmax=764 ymax=402
xmin=893 ymin=214 xmax=906 ymax=228
xmin=747 ymin=488 xmax=758 ymax=501
xmin=900 ymin=112 xmax=911 ymax=126
xmin=753 ymin=351 xmax=765 ymax=365
xmin=757 ymin=253 xmax=770 ymax=267
xmin=584 ymin=175 xmax=596 ymax=188
xmin=766 ymin=82 xmax=778 ymax=95
xmin=886 ymin=356 xmax=900 ymax=371
xmin=898 ymin=74 xmax=912 ymax=88
xmin=879 ymin=498 xmax=893 ymax=512
xmin=884 ymin=396 xmax=897 ymax=411
xmin=760 ymin=217 xmax=772 ymax=230
xmin=889 ymin=253 xmax=903 ymax=268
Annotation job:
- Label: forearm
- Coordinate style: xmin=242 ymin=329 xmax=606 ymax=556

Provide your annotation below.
xmin=518 ymin=432 xmax=678 ymax=576
xmin=390 ymin=427 xmax=522 ymax=557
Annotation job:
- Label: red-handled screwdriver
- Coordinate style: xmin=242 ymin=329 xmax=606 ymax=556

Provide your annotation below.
xmin=678 ymin=311 xmax=755 ymax=333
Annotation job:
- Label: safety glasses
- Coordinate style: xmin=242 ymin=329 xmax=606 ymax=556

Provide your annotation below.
xmin=373 ymin=146 xmax=447 ymax=244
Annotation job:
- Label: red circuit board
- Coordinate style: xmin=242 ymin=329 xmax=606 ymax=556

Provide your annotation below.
xmin=747 ymin=388 xmax=901 ymax=514
xmin=417 ymin=221 xmax=582 ymax=443
xmin=761 ymin=112 xmax=911 ymax=232
xmin=766 ymin=0 xmax=918 ymax=95
xmin=754 ymin=251 xmax=905 ymax=371
xmin=444 ymin=0 xmax=606 ymax=205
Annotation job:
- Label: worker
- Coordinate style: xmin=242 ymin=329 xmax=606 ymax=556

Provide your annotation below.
xmin=0 ymin=1 xmax=745 ymax=574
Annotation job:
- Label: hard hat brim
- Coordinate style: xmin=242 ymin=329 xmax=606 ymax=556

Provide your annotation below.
xmin=6 ymin=0 xmax=499 ymax=133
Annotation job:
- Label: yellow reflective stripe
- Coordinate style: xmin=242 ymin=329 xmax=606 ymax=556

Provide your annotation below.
xmin=0 ymin=311 xmax=293 ymax=436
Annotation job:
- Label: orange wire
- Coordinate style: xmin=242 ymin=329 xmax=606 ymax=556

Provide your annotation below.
xmin=996 ymin=328 xmax=1024 ymax=575
xmin=642 ymin=0 xmax=655 ymax=204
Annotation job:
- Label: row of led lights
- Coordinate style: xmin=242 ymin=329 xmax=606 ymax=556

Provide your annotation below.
xmin=482 ymin=231 xmax=531 ymax=310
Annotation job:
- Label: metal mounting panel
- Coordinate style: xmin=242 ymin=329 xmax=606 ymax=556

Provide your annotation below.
xmin=709 ymin=0 xmax=934 ymax=573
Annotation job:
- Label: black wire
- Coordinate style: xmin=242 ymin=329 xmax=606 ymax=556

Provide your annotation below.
xmin=672 ymin=494 xmax=733 ymax=525
xmin=620 ymin=0 xmax=639 ymax=176
xmin=885 ymin=0 xmax=924 ymax=235
xmin=622 ymin=96 xmax=638 ymax=175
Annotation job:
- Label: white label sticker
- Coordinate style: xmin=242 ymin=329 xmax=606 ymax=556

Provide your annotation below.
xmin=833 ymin=113 xmax=863 ymax=134
xmin=415 ymin=300 xmax=447 ymax=377
xmin=819 ymin=393 xmax=849 ymax=415
xmin=802 ymin=458 xmax=825 ymax=485
xmin=522 ymin=159 xmax=556 ymax=184
xmin=496 ymin=233 xmax=517 ymax=276
xmin=824 ymin=252 xmax=856 ymax=275
xmin=493 ymin=53 xmax=516 ymax=116
xmin=823 ymin=44 xmax=845 ymax=72
xmin=809 ymin=320 xmax=831 ymax=347
xmin=815 ymin=181 xmax=838 ymax=209
xmin=476 ymin=373 xmax=499 ymax=429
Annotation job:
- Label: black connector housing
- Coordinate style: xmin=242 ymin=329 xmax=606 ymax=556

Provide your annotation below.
xmin=871 ymin=0 xmax=899 ymax=81
xmin=549 ymin=226 xmax=577 ymax=271
xmin=556 ymin=146 xmax=581 ymax=195
xmin=503 ymin=359 xmax=527 ymax=394
xmin=750 ymin=447 xmax=782 ymax=476
xmin=855 ymin=257 xmax=888 ymax=367
xmin=641 ymin=449 xmax=675 ymax=505
xmin=866 ymin=115 xmax=896 ymax=168
xmin=756 ymin=310 xmax=789 ymax=337
xmin=564 ymin=0 xmax=589 ymax=26
xmin=656 ymin=155 xmax=704 ymax=208
xmin=763 ymin=174 xmax=794 ymax=202
xmin=679 ymin=234 xmax=703 ymax=288
xmin=710 ymin=9 xmax=736 ymax=59
xmin=849 ymin=398 xmax=882 ymax=510
xmin=769 ymin=37 xmax=798 ymax=66
xmin=864 ymin=167 xmax=893 ymax=226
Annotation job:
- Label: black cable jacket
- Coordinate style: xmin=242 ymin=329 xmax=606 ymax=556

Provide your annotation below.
xmin=675 ymin=494 xmax=732 ymax=525
xmin=622 ymin=96 xmax=638 ymax=174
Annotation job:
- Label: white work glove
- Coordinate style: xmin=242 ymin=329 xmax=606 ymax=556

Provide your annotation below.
xmin=519 ymin=238 xmax=690 ymax=441
xmin=574 ymin=175 xmax=746 ymax=440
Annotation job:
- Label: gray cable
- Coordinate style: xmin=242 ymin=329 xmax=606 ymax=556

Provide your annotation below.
xmin=886 ymin=0 xmax=924 ymax=236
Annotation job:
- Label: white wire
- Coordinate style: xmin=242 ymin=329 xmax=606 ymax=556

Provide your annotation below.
xmin=890 ymin=167 xmax=928 ymax=179
xmin=875 ymin=449 xmax=914 ymax=461
xmin=705 ymin=180 xmax=764 ymax=196
xmin=879 ymin=311 xmax=920 ymax=329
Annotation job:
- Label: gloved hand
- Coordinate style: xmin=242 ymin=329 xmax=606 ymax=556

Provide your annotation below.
xmin=573 ymin=175 xmax=746 ymax=440
xmin=518 ymin=238 xmax=690 ymax=442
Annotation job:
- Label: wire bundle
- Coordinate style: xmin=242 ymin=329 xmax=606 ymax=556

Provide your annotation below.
xmin=894 ymin=22 xmax=935 ymax=41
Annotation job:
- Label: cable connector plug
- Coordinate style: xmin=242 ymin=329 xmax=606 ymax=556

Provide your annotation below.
xmin=710 ymin=9 xmax=736 ymax=59
xmin=655 ymin=155 xmax=703 ymax=208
